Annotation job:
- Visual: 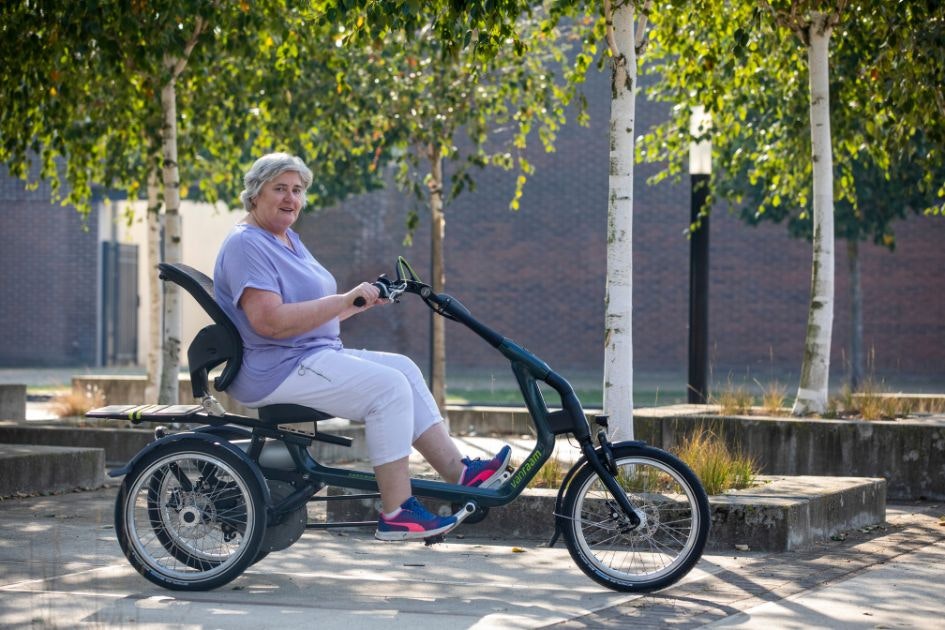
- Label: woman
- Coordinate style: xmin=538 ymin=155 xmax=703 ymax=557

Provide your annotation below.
xmin=214 ymin=153 xmax=510 ymax=541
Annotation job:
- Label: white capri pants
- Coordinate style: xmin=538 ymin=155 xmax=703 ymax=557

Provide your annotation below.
xmin=250 ymin=348 xmax=443 ymax=467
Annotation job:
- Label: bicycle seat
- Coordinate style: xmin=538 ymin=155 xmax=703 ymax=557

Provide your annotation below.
xmin=158 ymin=262 xmax=332 ymax=424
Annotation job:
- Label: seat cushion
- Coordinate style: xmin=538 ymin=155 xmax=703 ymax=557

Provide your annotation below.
xmin=257 ymin=404 xmax=334 ymax=424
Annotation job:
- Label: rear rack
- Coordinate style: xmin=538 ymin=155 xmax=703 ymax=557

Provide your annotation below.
xmin=87 ymin=404 xmax=205 ymax=422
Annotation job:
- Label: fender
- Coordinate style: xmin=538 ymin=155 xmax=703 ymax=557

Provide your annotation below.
xmin=108 ymin=430 xmax=272 ymax=506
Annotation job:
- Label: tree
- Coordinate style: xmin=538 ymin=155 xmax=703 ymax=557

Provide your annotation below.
xmin=311 ymin=5 xmax=585 ymax=414
xmin=372 ymin=20 xmax=582 ymax=413
xmin=640 ymin=0 xmax=944 ymax=406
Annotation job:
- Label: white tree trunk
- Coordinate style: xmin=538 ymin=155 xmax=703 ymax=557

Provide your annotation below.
xmin=603 ymin=0 xmax=637 ymax=440
xmin=158 ymin=71 xmax=182 ymax=405
xmin=428 ymin=143 xmax=448 ymax=424
xmin=145 ymin=170 xmax=163 ymax=404
xmin=792 ymin=12 xmax=835 ymax=416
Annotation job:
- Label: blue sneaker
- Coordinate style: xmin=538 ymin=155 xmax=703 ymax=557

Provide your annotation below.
xmin=375 ymin=497 xmax=458 ymax=541
xmin=459 ymin=445 xmax=513 ymax=488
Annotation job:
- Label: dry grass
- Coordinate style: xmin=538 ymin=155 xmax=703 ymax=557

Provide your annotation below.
xmin=826 ymin=380 xmax=923 ymax=421
xmin=712 ymin=382 xmax=754 ymax=416
xmin=51 ymin=385 xmax=104 ymax=419
xmin=529 ymin=455 xmax=566 ymax=489
xmin=757 ymin=380 xmax=788 ymax=416
xmin=673 ymin=428 xmax=758 ymax=495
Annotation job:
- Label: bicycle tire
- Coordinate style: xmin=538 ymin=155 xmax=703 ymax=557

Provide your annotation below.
xmin=115 ymin=440 xmax=267 ymax=591
xmin=560 ymin=443 xmax=710 ymax=592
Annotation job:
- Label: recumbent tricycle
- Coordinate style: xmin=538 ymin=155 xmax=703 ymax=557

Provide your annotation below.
xmin=88 ymin=257 xmax=710 ymax=592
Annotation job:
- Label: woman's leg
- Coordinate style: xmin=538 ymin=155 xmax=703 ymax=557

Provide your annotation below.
xmin=412 ymin=422 xmax=465 ymax=483
xmin=344 ymin=349 xmax=466 ymax=482
xmin=254 ymin=349 xmax=416 ymax=508
xmin=374 ymin=456 xmax=411 ymax=514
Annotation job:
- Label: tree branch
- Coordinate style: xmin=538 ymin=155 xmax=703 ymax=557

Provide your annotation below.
xmin=635 ymin=0 xmax=653 ymax=55
xmin=602 ymin=0 xmax=620 ymax=59
xmin=168 ymin=15 xmax=207 ymax=79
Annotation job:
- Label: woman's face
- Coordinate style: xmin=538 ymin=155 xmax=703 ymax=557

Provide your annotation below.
xmin=251 ymin=170 xmax=305 ymax=235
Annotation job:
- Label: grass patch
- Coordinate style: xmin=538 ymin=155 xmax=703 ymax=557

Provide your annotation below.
xmin=826 ymin=380 xmax=928 ymax=421
xmin=711 ymin=381 xmax=754 ymax=416
xmin=528 ymin=455 xmax=566 ymax=489
xmin=673 ymin=428 xmax=758 ymax=495
xmin=757 ymin=380 xmax=788 ymax=416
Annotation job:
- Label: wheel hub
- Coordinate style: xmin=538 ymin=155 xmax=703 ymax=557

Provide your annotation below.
xmin=172 ymin=492 xmax=215 ymax=538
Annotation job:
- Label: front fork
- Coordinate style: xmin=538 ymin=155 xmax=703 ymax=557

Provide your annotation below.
xmin=549 ymin=418 xmax=642 ymax=546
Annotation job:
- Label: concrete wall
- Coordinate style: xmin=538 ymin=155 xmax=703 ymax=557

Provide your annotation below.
xmin=631 ymin=407 xmax=945 ymax=501
xmin=442 ymin=405 xmax=945 ymax=501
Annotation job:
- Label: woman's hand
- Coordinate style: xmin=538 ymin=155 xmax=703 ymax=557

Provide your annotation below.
xmin=339 ymin=282 xmax=388 ymax=320
xmin=348 ymin=281 xmax=381 ymax=306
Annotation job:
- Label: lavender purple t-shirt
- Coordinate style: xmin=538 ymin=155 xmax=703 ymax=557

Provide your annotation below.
xmin=213 ymin=223 xmax=342 ymax=403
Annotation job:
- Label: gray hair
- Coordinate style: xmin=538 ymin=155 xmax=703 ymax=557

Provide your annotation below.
xmin=240 ymin=153 xmax=314 ymax=211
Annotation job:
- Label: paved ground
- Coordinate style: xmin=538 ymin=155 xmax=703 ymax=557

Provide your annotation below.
xmin=1 ymin=482 xmax=943 ymax=629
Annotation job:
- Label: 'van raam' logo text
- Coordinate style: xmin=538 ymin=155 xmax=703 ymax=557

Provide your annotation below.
xmin=510 ymin=449 xmax=543 ymax=489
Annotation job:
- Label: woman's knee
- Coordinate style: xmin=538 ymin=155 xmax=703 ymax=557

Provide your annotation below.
xmin=367 ymin=370 xmax=412 ymax=416
xmin=389 ymin=353 xmax=425 ymax=386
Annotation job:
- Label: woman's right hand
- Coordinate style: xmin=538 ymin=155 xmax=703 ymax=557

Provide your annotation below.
xmin=346 ymin=282 xmax=383 ymax=309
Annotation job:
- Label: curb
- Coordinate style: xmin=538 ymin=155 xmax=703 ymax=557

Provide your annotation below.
xmin=0 ymin=444 xmax=105 ymax=498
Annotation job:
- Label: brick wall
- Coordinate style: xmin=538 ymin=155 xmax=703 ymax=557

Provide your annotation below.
xmin=0 ymin=167 xmax=100 ymax=366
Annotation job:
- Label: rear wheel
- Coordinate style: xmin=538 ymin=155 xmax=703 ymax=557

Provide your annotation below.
xmin=561 ymin=444 xmax=709 ymax=592
xmin=115 ymin=440 xmax=266 ymax=591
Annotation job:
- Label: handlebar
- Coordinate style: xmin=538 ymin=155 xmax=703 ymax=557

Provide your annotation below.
xmin=349 ymin=258 xmax=502 ymax=347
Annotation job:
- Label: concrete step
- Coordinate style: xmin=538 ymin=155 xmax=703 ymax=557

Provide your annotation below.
xmin=0 ymin=444 xmax=105 ymax=498
xmin=326 ymin=475 xmax=887 ymax=553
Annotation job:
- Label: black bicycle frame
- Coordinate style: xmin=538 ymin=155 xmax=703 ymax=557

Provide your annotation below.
xmin=276 ymin=281 xmax=639 ymax=521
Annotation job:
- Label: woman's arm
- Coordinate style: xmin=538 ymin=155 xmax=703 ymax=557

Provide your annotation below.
xmin=240 ymin=282 xmax=382 ymax=339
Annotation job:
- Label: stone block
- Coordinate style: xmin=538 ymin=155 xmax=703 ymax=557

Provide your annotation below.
xmin=0 ymin=384 xmax=26 ymax=421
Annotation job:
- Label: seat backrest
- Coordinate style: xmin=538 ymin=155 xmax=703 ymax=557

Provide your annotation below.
xmin=158 ymin=262 xmax=243 ymax=397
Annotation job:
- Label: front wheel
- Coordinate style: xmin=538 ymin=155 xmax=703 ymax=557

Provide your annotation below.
xmin=560 ymin=444 xmax=710 ymax=592
xmin=114 ymin=439 xmax=267 ymax=591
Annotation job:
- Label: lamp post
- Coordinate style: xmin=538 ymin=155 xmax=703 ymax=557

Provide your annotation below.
xmin=688 ymin=107 xmax=712 ymax=404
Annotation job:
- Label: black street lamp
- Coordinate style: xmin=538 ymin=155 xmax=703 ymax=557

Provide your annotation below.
xmin=688 ymin=107 xmax=712 ymax=404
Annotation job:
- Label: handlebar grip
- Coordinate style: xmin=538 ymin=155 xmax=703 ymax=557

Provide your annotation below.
xmin=352 ymin=278 xmax=393 ymax=308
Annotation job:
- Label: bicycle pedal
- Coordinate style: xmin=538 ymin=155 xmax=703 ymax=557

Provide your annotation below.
xmin=480 ymin=468 xmax=513 ymax=489
xmin=424 ymin=534 xmax=446 ymax=546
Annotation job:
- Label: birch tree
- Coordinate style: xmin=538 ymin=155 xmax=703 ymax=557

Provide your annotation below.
xmin=640 ymin=1 xmax=943 ymax=408
xmin=640 ymin=1 xmax=848 ymax=415
xmin=597 ymin=0 xmax=652 ymax=439
xmin=0 ymin=1 xmax=303 ymax=404
xmin=783 ymin=6 xmax=840 ymax=415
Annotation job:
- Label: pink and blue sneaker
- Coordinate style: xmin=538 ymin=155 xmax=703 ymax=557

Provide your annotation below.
xmin=459 ymin=445 xmax=513 ymax=488
xmin=375 ymin=496 xmax=457 ymax=541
